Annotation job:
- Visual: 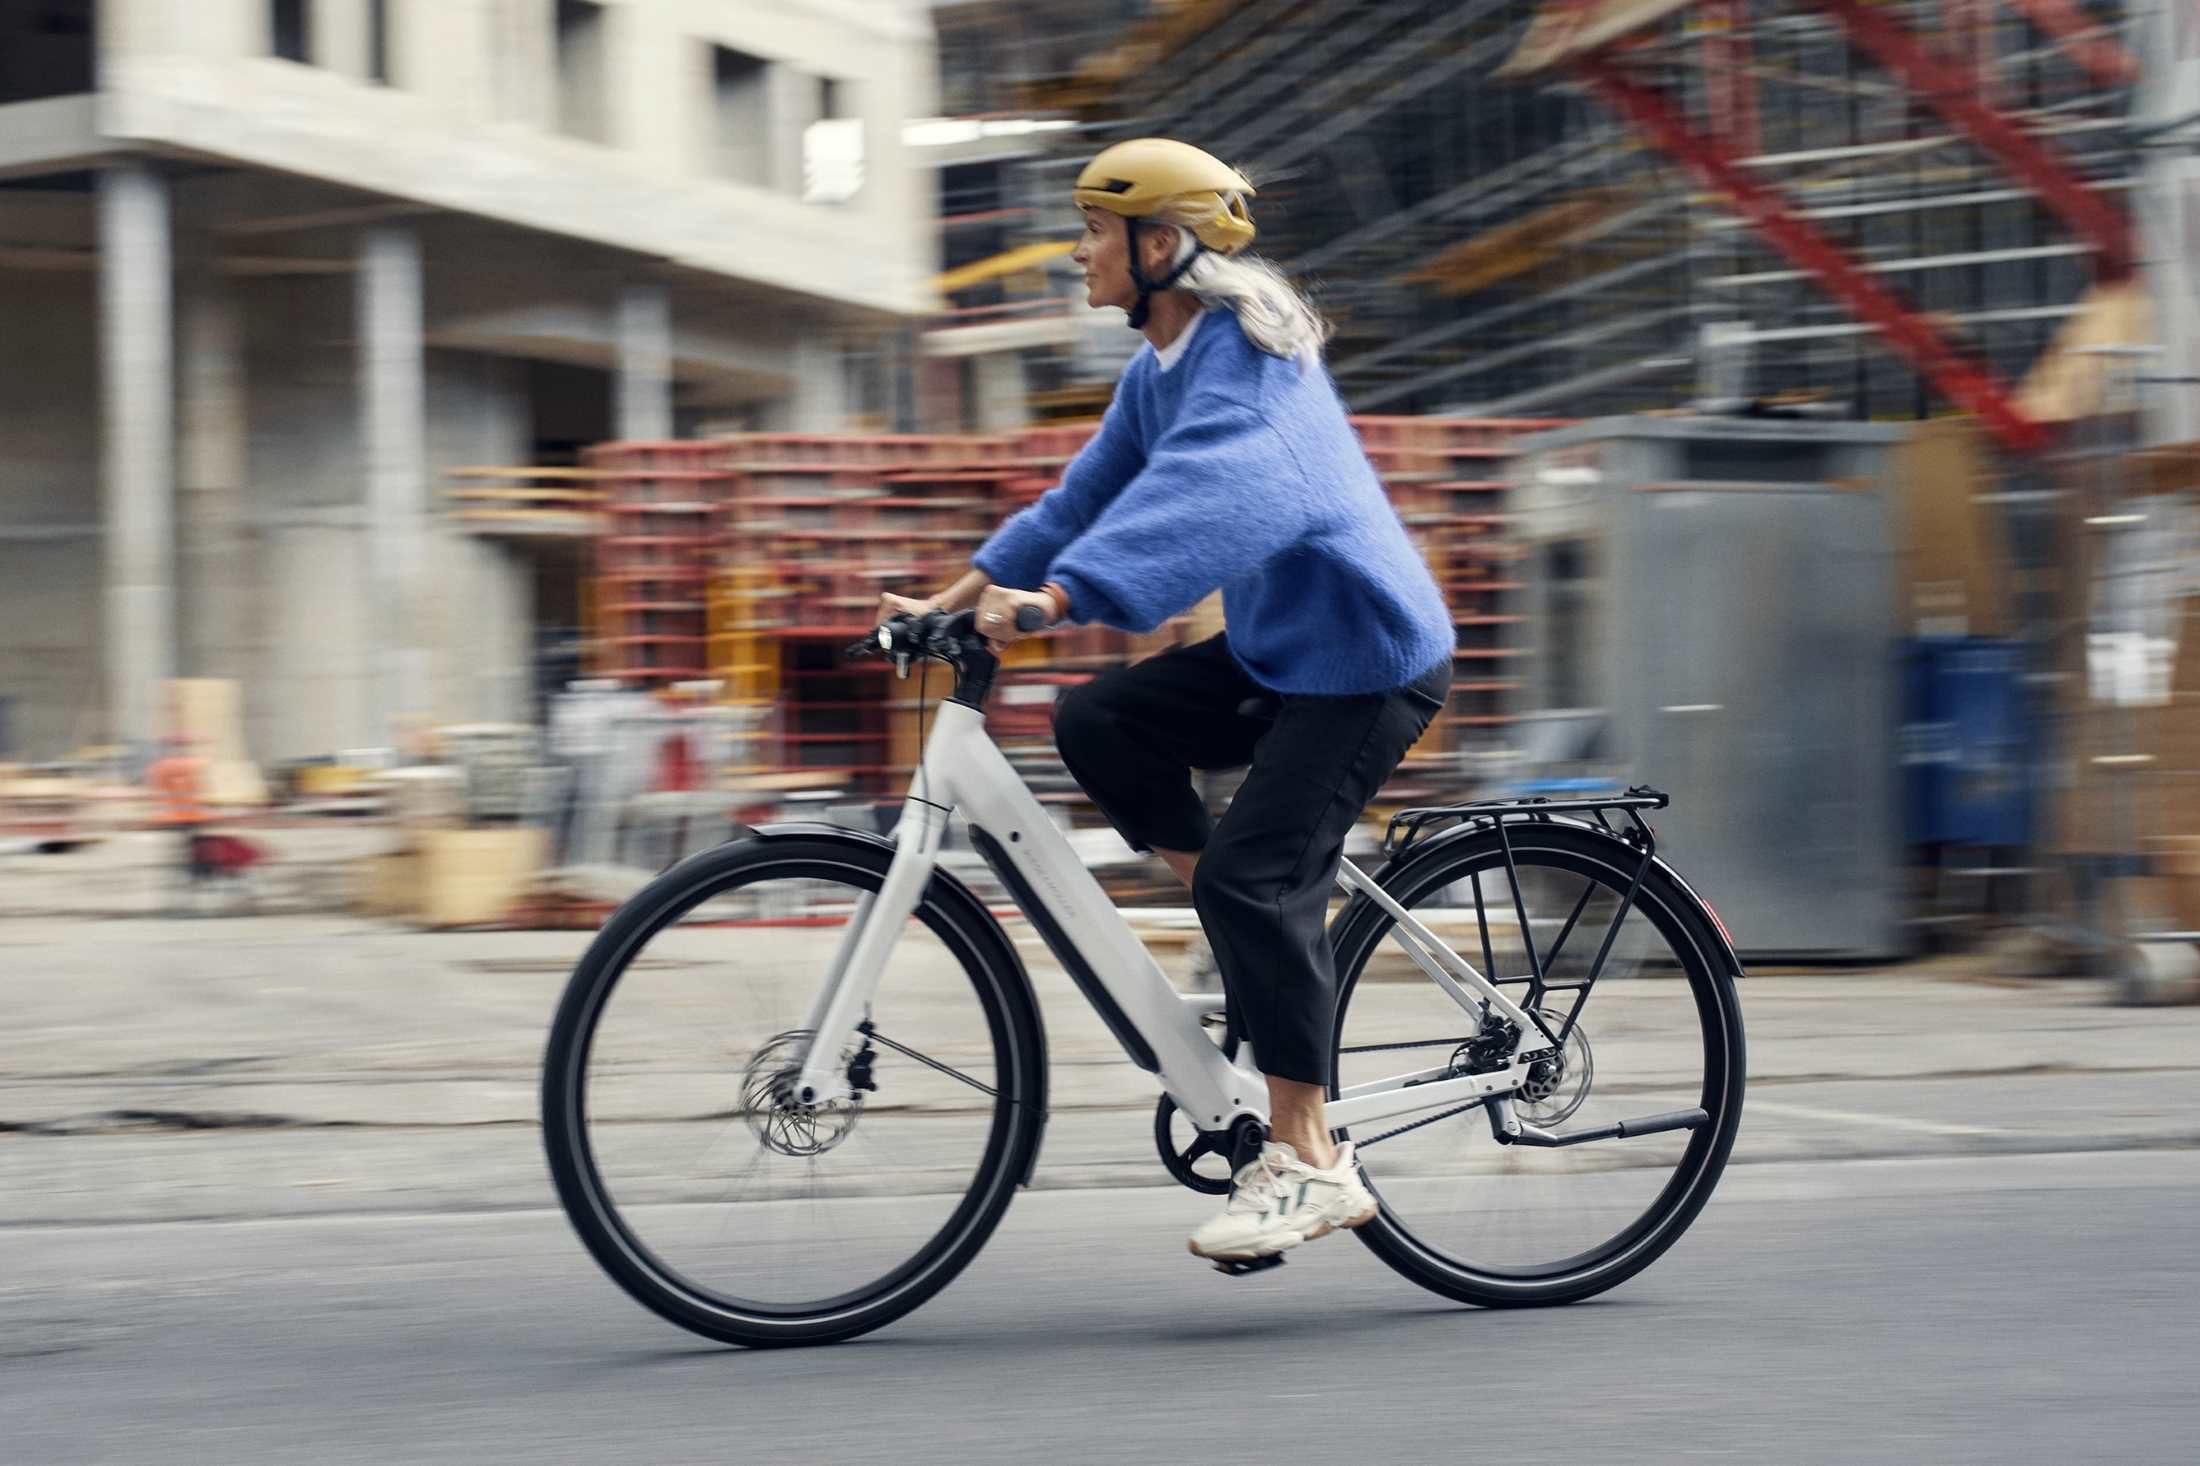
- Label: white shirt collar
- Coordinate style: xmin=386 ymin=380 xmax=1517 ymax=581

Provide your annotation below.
xmin=1152 ymin=309 xmax=1207 ymax=373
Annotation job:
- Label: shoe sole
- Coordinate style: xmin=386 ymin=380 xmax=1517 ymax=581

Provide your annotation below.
xmin=1188 ymin=1203 xmax=1379 ymax=1263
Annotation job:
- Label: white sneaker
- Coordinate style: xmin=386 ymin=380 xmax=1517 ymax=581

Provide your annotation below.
xmin=1188 ymin=1140 xmax=1378 ymax=1265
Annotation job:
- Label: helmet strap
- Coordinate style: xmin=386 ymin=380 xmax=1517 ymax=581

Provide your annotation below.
xmin=1125 ymin=218 xmax=1204 ymax=331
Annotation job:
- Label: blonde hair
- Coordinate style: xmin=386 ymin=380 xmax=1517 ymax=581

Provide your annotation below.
xmin=1151 ymin=195 xmax=1331 ymax=364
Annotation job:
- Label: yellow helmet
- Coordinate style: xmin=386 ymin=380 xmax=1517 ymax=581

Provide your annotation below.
xmin=1073 ymin=138 xmax=1257 ymax=257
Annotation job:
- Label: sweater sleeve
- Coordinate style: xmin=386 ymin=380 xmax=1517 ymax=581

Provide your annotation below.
xmin=1043 ymin=383 xmax=1321 ymax=635
xmin=971 ymin=378 xmax=1144 ymax=590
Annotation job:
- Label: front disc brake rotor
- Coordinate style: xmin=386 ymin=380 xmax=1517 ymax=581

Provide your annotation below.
xmin=739 ymin=1030 xmax=863 ymax=1157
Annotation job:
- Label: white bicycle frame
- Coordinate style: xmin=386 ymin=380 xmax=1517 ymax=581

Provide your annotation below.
xmin=789 ymin=696 xmax=1546 ymax=1134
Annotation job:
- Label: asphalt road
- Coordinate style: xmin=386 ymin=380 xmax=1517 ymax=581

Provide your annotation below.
xmin=6 ymin=1149 xmax=2194 ymax=1466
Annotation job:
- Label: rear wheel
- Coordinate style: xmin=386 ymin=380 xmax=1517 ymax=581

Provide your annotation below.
xmin=542 ymin=834 xmax=1045 ymax=1347
xmin=1328 ymin=822 xmax=1743 ymax=1307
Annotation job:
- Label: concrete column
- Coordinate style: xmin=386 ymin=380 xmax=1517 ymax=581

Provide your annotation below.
xmin=490 ymin=0 xmax=558 ymax=128
xmin=177 ymin=262 xmax=251 ymax=681
xmin=312 ymin=0 xmax=374 ymax=80
xmin=766 ymin=65 xmax=825 ymax=197
xmin=98 ymin=161 xmax=177 ymax=755
xmin=779 ymin=336 xmax=847 ymax=432
xmin=105 ymin=0 xmax=259 ymax=58
xmin=616 ymin=2 xmax=684 ymax=170
xmin=358 ymin=226 xmax=428 ymax=742
xmin=615 ymin=283 xmax=674 ymax=442
xmin=970 ymin=351 xmax=1029 ymax=432
xmin=380 ymin=0 xmax=484 ymax=119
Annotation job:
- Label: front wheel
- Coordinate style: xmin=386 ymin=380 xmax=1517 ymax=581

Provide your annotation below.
xmin=541 ymin=834 xmax=1046 ymax=1347
xmin=1328 ymin=822 xmax=1744 ymax=1308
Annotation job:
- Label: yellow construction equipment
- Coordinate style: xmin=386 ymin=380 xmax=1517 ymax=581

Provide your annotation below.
xmin=933 ymin=242 xmax=1076 ymax=297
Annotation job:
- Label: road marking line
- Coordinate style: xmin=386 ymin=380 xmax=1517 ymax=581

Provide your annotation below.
xmin=1748 ymin=1099 xmax=2002 ymax=1138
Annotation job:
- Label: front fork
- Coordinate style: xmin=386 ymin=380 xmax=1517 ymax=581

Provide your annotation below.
xmin=789 ymin=799 xmax=952 ymax=1105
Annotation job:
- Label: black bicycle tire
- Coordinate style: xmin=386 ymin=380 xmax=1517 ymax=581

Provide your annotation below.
xmin=541 ymin=834 xmax=1046 ymax=1348
xmin=1328 ymin=821 xmax=1745 ymax=1308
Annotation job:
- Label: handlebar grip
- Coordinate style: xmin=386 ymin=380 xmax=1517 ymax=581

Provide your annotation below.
xmin=1014 ymin=604 xmax=1049 ymax=633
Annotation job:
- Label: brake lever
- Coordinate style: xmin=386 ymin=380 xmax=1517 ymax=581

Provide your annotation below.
xmin=847 ymin=609 xmax=985 ymax=677
xmin=847 ymin=614 xmax=923 ymax=671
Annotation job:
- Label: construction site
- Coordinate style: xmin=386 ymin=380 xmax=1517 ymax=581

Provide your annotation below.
xmin=15 ymin=10 xmax=2200 ymax=1456
xmin=2 ymin=0 xmax=2196 ymax=988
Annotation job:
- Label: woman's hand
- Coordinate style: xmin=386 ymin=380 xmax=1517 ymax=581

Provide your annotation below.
xmin=876 ymin=591 xmax=940 ymax=624
xmin=974 ymin=585 xmax=1061 ymax=649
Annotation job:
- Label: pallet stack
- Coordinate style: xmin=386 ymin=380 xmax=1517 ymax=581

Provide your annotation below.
xmin=582 ymin=416 xmax=1568 ymax=801
xmin=714 ymin=434 xmax=1016 ymax=790
xmin=984 ymin=422 xmax=1184 ymax=810
xmin=705 ymin=563 xmax=783 ymax=774
xmin=1423 ymin=418 xmax=1569 ymax=757
xmin=587 ymin=442 xmax=728 ymax=688
xmin=1351 ymin=416 xmax=1457 ymax=772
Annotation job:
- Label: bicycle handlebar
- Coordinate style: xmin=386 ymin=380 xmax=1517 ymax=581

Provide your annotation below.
xmin=843 ymin=604 xmax=1049 ymax=667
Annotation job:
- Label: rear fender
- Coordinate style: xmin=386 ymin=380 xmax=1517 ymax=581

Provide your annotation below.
xmin=1343 ymin=816 xmax=1746 ymax=980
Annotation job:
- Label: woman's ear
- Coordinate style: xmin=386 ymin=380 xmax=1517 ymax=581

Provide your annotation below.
xmin=1143 ymin=223 xmax=1181 ymax=274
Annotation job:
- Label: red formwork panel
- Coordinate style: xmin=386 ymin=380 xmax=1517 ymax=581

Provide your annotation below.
xmin=585 ymin=414 xmax=1568 ymax=779
xmin=989 ymin=672 xmax=1088 ymax=742
xmin=1013 ymin=424 xmax=1100 ymax=467
xmin=1422 ymin=418 xmax=1570 ymax=456
xmin=588 ymin=440 xmax=731 ymax=690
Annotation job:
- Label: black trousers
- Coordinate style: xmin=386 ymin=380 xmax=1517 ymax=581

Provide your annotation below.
xmin=1053 ymin=635 xmax=1450 ymax=1085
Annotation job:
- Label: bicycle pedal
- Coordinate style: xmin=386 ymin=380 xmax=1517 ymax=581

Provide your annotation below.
xmin=1211 ymin=1253 xmax=1286 ymax=1278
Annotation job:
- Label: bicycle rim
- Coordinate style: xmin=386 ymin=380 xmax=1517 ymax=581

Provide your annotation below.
xmin=1332 ymin=827 xmax=1741 ymax=1299
xmin=547 ymin=845 xmax=1032 ymax=1333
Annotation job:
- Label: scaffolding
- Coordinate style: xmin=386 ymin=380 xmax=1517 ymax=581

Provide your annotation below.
xmin=992 ymin=0 xmax=2144 ymax=429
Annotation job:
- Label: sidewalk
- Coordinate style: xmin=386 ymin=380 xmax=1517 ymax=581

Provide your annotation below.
xmin=2 ymin=910 xmax=2196 ymax=1225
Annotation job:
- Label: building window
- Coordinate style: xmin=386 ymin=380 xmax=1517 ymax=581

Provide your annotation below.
xmin=803 ymin=79 xmax=864 ymax=205
xmin=0 ymin=2 xmax=94 ymax=103
xmin=707 ymin=45 xmax=771 ymax=187
xmin=555 ymin=0 xmax=610 ymax=144
xmin=369 ymin=0 xmax=394 ymax=85
xmin=270 ymin=0 xmax=311 ymax=64
xmin=704 ymin=51 xmax=862 ymax=202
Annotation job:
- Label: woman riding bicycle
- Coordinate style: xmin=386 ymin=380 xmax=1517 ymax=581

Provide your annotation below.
xmin=882 ymin=138 xmax=1454 ymax=1267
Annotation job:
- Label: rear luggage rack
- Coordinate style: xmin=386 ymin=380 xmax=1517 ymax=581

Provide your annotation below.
xmin=1378 ymin=785 xmax=1675 ymax=1057
xmin=1383 ymin=785 xmax=1669 ymax=858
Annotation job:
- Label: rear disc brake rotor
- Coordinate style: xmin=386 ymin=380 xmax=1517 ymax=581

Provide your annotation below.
xmin=1514 ymin=1013 xmax=1592 ymax=1126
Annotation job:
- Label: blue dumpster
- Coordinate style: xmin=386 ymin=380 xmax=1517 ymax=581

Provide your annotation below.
xmin=1902 ymin=638 xmax=2032 ymax=848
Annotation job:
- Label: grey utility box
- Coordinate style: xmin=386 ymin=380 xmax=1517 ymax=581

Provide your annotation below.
xmin=1508 ymin=416 xmax=1906 ymax=961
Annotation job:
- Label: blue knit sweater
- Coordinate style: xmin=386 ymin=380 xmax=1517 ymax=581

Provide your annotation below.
xmin=973 ymin=311 xmax=1454 ymax=695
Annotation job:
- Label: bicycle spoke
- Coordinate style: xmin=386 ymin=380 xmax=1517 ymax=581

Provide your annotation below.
xmin=1538 ymin=881 xmax=1598 ymax=975
xmin=1468 ymin=867 xmax=1496 ymax=978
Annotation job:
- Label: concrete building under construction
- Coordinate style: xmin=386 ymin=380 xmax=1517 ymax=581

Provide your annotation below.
xmin=0 ymin=0 xmax=938 ymax=762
